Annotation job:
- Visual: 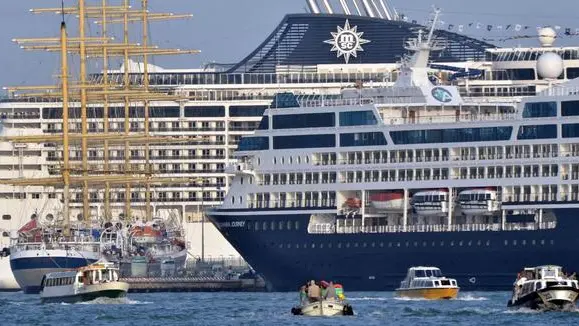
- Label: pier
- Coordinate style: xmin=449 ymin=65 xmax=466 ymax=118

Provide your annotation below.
xmin=122 ymin=276 xmax=266 ymax=293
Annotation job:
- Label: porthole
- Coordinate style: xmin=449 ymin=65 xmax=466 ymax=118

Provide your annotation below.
xmin=468 ymin=241 xmax=472 ymax=246
xmin=320 ymin=243 xmax=324 ymax=249
xmin=295 ymin=221 xmax=300 ymax=230
xmin=263 ymin=222 xmax=268 ymax=231
xmin=413 ymin=242 xmax=418 ymax=247
xmin=297 ymin=157 xmax=301 ymax=164
xmin=362 ymin=243 xmax=367 ymax=248
xmin=311 ymin=243 xmax=315 ymax=249
xmin=504 ymin=240 xmax=508 ymax=246
xmin=296 ymin=244 xmax=300 ymax=249
xmin=354 ymin=243 xmax=359 ymax=248
xmin=239 ymin=196 xmax=242 ymax=204
xmin=432 ymin=241 xmax=436 ymax=247
xmin=279 ymin=221 xmax=284 ymax=230
xmin=287 ymin=243 xmax=292 ymax=249
xmin=346 ymin=243 xmax=350 ymax=248
xmin=550 ymin=240 xmax=554 ymax=245
xmin=303 ymin=243 xmax=307 ymax=249
xmin=405 ymin=242 xmax=409 ymax=247
xmin=522 ymin=240 xmax=526 ymax=246
xmin=459 ymin=241 xmax=463 ymax=246
xmin=273 ymin=157 xmax=277 ymax=164
xmin=513 ymin=240 xmax=517 ymax=246
xmin=371 ymin=242 xmax=376 ymax=248
xmin=271 ymin=221 xmax=276 ymax=231
xmin=287 ymin=221 xmax=292 ymax=230
xmin=397 ymin=242 xmax=401 ymax=247
xmin=281 ymin=157 xmax=285 ymax=164
xmin=532 ymin=240 xmax=536 ymax=245
xmin=305 ymin=156 xmax=310 ymax=164
xmin=379 ymin=242 xmax=384 ymax=247
xmin=278 ymin=244 xmax=283 ymax=249
xmin=328 ymin=243 xmax=333 ymax=249
xmin=450 ymin=241 xmax=454 ymax=247
xmin=477 ymin=240 xmax=482 ymax=246
xmin=257 ymin=158 xmax=261 ymax=165
xmin=337 ymin=243 xmax=342 ymax=249
xmin=422 ymin=242 xmax=427 ymax=247
xmin=486 ymin=240 xmax=490 ymax=246
xmin=541 ymin=240 xmax=545 ymax=245
xmin=231 ymin=197 xmax=235 ymax=204
xmin=247 ymin=222 xmax=253 ymax=231
xmin=1 ymin=215 xmax=11 ymax=221
xmin=240 ymin=177 xmax=244 ymax=185
xmin=2 ymin=231 xmax=8 ymax=237
xmin=255 ymin=222 xmax=260 ymax=231
xmin=440 ymin=241 xmax=444 ymax=247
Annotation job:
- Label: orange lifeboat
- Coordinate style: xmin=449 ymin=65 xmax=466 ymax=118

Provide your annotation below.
xmin=345 ymin=197 xmax=361 ymax=209
xmin=369 ymin=192 xmax=405 ymax=212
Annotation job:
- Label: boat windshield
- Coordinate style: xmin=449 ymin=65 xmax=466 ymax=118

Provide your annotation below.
xmin=418 ymin=269 xmax=442 ymax=277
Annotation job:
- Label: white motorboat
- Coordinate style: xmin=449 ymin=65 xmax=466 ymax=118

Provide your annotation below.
xmin=292 ymin=299 xmax=354 ymax=316
xmin=508 ymin=265 xmax=579 ymax=310
xmin=39 ymin=260 xmax=129 ymax=304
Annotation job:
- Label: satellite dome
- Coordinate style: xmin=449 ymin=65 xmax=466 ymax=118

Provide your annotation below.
xmin=538 ymin=27 xmax=557 ymax=47
xmin=537 ymin=52 xmax=564 ymax=79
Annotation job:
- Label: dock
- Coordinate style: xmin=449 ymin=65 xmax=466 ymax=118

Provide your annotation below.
xmin=122 ymin=276 xmax=267 ymax=293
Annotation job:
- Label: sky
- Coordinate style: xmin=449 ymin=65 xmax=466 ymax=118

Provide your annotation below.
xmin=0 ymin=0 xmax=578 ymax=88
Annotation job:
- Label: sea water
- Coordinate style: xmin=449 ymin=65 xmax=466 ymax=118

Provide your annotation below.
xmin=0 ymin=291 xmax=577 ymax=326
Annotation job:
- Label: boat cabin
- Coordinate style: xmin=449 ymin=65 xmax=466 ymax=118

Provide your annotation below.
xmin=399 ymin=266 xmax=458 ymax=289
xmin=40 ymin=261 xmax=121 ymax=292
xmin=514 ymin=265 xmax=579 ymax=298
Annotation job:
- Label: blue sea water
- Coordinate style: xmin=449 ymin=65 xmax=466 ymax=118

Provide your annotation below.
xmin=0 ymin=291 xmax=577 ymax=326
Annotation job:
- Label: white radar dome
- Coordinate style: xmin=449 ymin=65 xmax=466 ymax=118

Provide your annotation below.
xmin=538 ymin=27 xmax=557 ymax=47
xmin=537 ymin=52 xmax=564 ymax=79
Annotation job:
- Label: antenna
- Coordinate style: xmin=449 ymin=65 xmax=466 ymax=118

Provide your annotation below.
xmin=426 ymin=7 xmax=441 ymax=45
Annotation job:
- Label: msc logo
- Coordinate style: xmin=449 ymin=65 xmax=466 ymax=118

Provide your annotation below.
xmin=431 ymin=87 xmax=453 ymax=103
xmin=324 ymin=20 xmax=370 ymax=64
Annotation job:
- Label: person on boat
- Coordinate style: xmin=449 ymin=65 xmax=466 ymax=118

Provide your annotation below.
xmin=299 ymin=285 xmax=307 ymax=304
xmin=307 ymin=280 xmax=321 ymax=303
xmin=324 ymin=281 xmax=337 ymax=301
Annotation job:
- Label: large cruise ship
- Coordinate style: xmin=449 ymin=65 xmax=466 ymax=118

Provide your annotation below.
xmin=2 ymin=0 xmax=579 ymax=290
xmin=209 ymin=8 xmax=579 ymax=291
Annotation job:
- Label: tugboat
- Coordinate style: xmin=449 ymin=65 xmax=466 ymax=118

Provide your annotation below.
xmin=396 ymin=266 xmax=459 ymax=299
xmin=39 ymin=260 xmax=129 ymax=304
xmin=507 ymin=265 xmax=579 ymax=310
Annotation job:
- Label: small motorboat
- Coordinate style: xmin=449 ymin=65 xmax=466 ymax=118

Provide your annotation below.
xmin=291 ymin=299 xmax=354 ymax=317
xmin=396 ymin=266 xmax=459 ymax=299
xmin=39 ymin=260 xmax=129 ymax=304
xmin=507 ymin=265 xmax=579 ymax=310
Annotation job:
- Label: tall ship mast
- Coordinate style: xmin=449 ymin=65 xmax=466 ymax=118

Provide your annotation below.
xmin=208 ymin=7 xmax=579 ymax=291
xmin=2 ymin=0 xmax=198 ymax=294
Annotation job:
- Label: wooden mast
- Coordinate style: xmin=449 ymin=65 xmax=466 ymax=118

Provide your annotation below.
xmin=60 ymin=20 xmax=71 ymax=237
xmin=122 ymin=0 xmax=132 ymax=221
xmin=142 ymin=0 xmax=152 ymax=222
xmin=79 ymin=0 xmax=90 ymax=222
xmin=101 ymin=0 xmax=111 ymax=221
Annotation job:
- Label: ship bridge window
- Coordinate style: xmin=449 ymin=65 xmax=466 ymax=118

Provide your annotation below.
xmin=563 ymin=124 xmax=579 ymax=138
xmin=517 ymin=125 xmax=557 ymax=140
xmin=522 ymin=102 xmax=557 ymax=118
xmin=238 ymin=137 xmax=269 ymax=151
xmin=390 ymin=127 xmax=513 ymax=144
xmin=340 ymin=132 xmax=387 ymax=147
xmin=184 ymin=106 xmax=226 ymax=117
xmin=339 ymin=111 xmax=378 ymax=126
xmin=257 ymin=117 xmax=269 ymax=130
xmin=272 ymin=113 xmax=335 ymax=129
xmin=562 ymin=101 xmax=579 ymax=116
xmin=229 ymin=105 xmax=267 ymax=117
xmin=567 ymin=68 xmax=579 ymax=80
xmin=273 ymin=134 xmax=335 ymax=150
xmin=149 ymin=106 xmax=180 ymax=118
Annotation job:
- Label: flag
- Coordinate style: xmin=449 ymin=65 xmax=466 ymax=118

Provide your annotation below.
xmin=506 ymin=24 xmax=512 ymax=30
xmin=476 ymin=23 xmax=482 ymax=29
xmin=458 ymin=25 xmax=464 ymax=32
xmin=565 ymin=28 xmax=572 ymax=35
xmin=448 ymin=24 xmax=454 ymax=30
xmin=515 ymin=24 xmax=522 ymax=31
xmin=497 ymin=25 xmax=503 ymax=30
xmin=487 ymin=25 xmax=493 ymax=31
xmin=555 ymin=25 xmax=561 ymax=30
xmin=468 ymin=23 xmax=474 ymax=27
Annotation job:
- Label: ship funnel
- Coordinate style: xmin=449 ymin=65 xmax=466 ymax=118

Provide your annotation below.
xmin=370 ymin=0 xmax=384 ymax=18
xmin=350 ymin=0 xmax=363 ymax=15
xmin=321 ymin=0 xmax=334 ymax=14
xmin=306 ymin=0 xmax=321 ymax=14
xmin=361 ymin=0 xmax=376 ymax=17
xmin=339 ymin=0 xmax=352 ymax=14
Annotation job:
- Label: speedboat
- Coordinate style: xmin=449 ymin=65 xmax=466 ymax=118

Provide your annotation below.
xmin=508 ymin=265 xmax=579 ymax=310
xmin=396 ymin=266 xmax=459 ymax=299
xmin=292 ymin=299 xmax=354 ymax=316
xmin=39 ymin=260 xmax=129 ymax=304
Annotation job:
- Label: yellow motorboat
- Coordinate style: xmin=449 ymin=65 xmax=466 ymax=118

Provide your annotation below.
xmin=395 ymin=266 xmax=459 ymax=300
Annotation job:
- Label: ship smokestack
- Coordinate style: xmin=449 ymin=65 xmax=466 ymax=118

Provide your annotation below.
xmin=306 ymin=0 xmax=321 ymax=14
xmin=370 ymin=0 xmax=384 ymax=18
xmin=339 ymin=0 xmax=352 ymax=14
xmin=350 ymin=0 xmax=363 ymax=15
xmin=321 ymin=0 xmax=334 ymax=14
xmin=361 ymin=0 xmax=376 ymax=17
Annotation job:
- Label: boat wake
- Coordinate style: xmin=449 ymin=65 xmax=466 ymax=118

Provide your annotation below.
xmin=403 ymin=306 xmax=501 ymax=317
xmin=348 ymin=296 xmax=389 ymax=301
xmin=455 ymin=294 xmax=488 ymax=301
xmin=78 ymin=297 xmax=151 ymax=305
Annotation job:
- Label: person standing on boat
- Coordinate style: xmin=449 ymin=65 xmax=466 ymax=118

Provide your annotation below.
xmin=324 ymin=281 xmax=337 ymax=301
xmin=299 ymin=285 xmax=308 ymax=304
xmin=307 ymin=280 xmax=321 ymax=302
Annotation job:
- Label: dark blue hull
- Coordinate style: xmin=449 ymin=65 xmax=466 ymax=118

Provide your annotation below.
xmin=208 ymin=208 xmax=579 ymax=292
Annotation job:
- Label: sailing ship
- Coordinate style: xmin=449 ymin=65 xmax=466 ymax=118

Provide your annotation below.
xmin=2 ymin=0 xmax=199 ymax=293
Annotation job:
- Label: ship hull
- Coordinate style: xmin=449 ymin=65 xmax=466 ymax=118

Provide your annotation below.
xmin=208 ymin=207 xmax=579 ymax=292
xmin=395 ymin=287 xmax=459 ymax=300
xmin=0 ymin=256 xmax=20 ymax=291
xmin=10 ymin=250 xmax=99 ymax=294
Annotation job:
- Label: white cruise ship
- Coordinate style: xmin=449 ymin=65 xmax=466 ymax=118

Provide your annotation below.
xmin=209 ymin=8 xmax=579 ymax=291
xmin=2 ymin=1 xmax=579 ymax=290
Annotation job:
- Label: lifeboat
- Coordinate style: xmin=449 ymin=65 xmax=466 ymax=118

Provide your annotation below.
xmin=369 ymin=192 xmax=405 ymax=212
xmin=412 ymin=189 xmax=449 ymax=216
xmin=130 ymin=225 xmax=162 ymax=244
xmin=458 ymin=188 xmax=500 ymax=216
xmin=344 ymin=197 xmax=361 ymax=209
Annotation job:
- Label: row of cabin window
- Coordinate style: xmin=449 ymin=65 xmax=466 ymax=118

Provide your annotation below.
xmin=44 ymin=276 xmax=75 ymax=287
xmin=246 ymin=220 xmax=300 ymax=231
xmin=269 ymin=111 xmax=377 ymax=130
xmin=42 ymin=106 xmax=266 ymax=119
xmin=523 ymin=100 xmax=579 ymax=118
xmin=271 ymin=239 xmax=555 ymax=250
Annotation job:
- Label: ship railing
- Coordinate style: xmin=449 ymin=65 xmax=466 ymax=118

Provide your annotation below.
xmin=382 ymin=112 xmax=518 ymax=126
xmin=334 ymin=221 xmax=556 ymax=234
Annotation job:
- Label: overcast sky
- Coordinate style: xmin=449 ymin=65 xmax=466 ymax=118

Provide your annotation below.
xmin=0 ymin=0 xmax=577 ymax=88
